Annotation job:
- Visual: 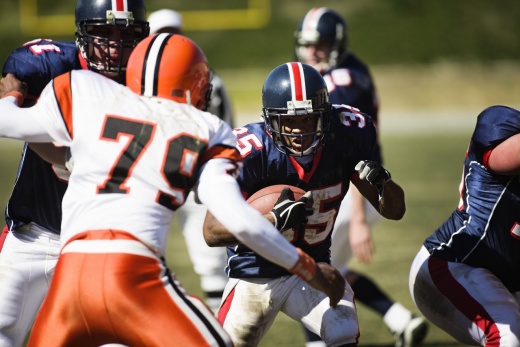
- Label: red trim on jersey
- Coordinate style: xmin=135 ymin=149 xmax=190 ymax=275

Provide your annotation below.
xmin=288 ymin=150 xmax=322 ymax=183
xmin=289 ymin=62 xmax=304 ymax=101
xmin=53 ymin=72 xmax=74 ymax=139
xmin=482 ymin=148 xmax=493 ymax=169
xmin=77 ymin=51 xmax=89 ymax=70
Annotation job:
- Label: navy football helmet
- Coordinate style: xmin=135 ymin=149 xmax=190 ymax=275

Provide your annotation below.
xmin=295 ymin=7 xmax=348 ymax=72
xmin=262 ymin=62 xmax=331 ymax=157
xmin=75 ymin=0 xmax=149 ymax=79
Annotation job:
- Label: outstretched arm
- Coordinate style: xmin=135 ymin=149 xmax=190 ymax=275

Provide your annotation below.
xmin=0 ymin=74 xmax=53 ymax=142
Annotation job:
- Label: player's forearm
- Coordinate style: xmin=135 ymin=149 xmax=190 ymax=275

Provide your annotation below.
xmin=377 ymin=180 xmax=406 ymax=220
xmin=203 ymin=209 xmax=276 ymax=247
xmin=197 ymin=158 xmax=300 ymax=270
xmin=0 ymin=96 xmax=53 ymax=142
xmin=203 ymin=211 xmax=240 ymax=247
xmin=485 ymin=132 xmax=520 ymax=175
xmin=28 ymin=143 xmax=68 ymax=166
xmin=348 ymin=182 xmax=367 ymax=224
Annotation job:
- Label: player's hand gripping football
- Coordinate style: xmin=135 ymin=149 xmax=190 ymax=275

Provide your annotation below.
xmin=270 ymin=188 xmax=313 ymax=231
xmin=355 ymin=160 xmax=391 ymax=199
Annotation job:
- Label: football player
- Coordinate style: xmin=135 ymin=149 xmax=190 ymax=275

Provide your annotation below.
xmin=147 ymin=8 xmax=235 ymax=313
xmin=0 ymin=33 xmax=345 ymax=346
xmin=410 ymin=105 xmax=520 ymax=346
xmin=295 ymin=8 xmax=428 ymax=347
xmin=0 ymin=0 xmax=148 ymax=345
xmin=203 ymin=62 xmax=406 ymax=346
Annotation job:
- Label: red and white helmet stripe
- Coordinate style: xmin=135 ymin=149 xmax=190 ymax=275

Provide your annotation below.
xmin=111 ymin=0 xmax=129 ymax=11
xmin=108 ymin=0 xmax=135 ymax=20
xmin=286 ymin=62 xmax=306 ymax=101
xmin=301 ymin=7 xmax=327 ymax=33
xmin=286 ymin=62 xmax=312 ymax=114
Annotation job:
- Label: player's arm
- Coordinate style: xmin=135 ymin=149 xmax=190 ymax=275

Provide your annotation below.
xmin=0 ymin=74 xmax=53 ymax=142
xmin=203 ymin=187 xmax=311 ymax=247
xmin=484 ymin=133 xmax=520 ymax=175
xmin=28 ymin=143 xmax=67 ymax=166
xmin=204 ymin=210 xmax=276 ymax=247
xmin=203 ymin=210 xmax=265 ymax=247
xmin=352 ymin=160 xmax=405 ymax=220
xmin=347 ymin=182 xmax=375 ymax=264
xmin=0 ymin=74 xmax=68 ymax=166
xmin=197 ymin=157 xmax=345 ymax=307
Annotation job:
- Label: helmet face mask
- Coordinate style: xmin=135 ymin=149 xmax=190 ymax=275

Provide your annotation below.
xmin=75 ymin=0 xmax=150 ymax=81
xmin=264 ymin=110 xmax=328 ymax=157
xmin=262 ymin=62 xmax=331 ymax=157
xmin=295 ymin=7 xmax=347 ymax=73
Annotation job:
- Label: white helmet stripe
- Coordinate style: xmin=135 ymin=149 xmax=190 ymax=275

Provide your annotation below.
xmin=111 ymin=0 xmax=128 ymax=11
xmin=286 ymin=62 xmax=306 ymax=101
xmin=142 ymin=33 xmax=170 ymax=97
xmin=302 ymin=7 xmax=327 ymax=32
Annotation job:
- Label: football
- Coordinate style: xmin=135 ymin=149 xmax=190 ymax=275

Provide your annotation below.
xmin=246 ymin=184 xmax=307 ymax=215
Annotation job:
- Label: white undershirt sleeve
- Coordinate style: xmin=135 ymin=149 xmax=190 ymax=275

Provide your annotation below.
xmin=197 ymin=158 xmax=300 ymax=270
xmin=0 ymin=96 xmax=54 ymax=142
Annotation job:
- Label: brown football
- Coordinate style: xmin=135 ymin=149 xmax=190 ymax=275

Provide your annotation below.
xmin=246 ymin=184 xmax=307 ymax=215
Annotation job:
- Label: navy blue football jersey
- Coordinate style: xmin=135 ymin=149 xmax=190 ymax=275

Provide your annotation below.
xmin=227 ymin=105 xmax=379 ymax=278
xmin=424 ymin=105 xmax=520 ymax=291
xmin=322 ymin=53 xmax=382 ymax=166
xmin=323 ymin=53 xmax=379 ymax=122
xmin=2 ymin=39 xmax=84 ymax=234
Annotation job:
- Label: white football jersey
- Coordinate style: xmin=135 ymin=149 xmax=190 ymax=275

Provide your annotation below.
xmin=34 ymin=70 xmax=239 ymax=254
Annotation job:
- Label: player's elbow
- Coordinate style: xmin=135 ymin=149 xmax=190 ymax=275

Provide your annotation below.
xmin=383 ymin=204 xmax=406 ymax=220
xmin=379 ymin=183 xmax=406 ymax=220
xmin=202 ymin=212 xmax=240 ymax=247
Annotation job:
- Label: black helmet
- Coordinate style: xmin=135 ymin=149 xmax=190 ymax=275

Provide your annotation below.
xmin=295 ymin=8 xmax=348 ymax=72
xmin=75 ymin=0 xmax=149 ymax=79
xmin=262 ymin=62 xmax=331 ymax=156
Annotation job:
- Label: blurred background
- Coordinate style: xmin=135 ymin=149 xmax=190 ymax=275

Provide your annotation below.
xmin=1 ymin=1 xmax=520 ymax=346
xmin=1 ymin=0 xmax=520 ymax=120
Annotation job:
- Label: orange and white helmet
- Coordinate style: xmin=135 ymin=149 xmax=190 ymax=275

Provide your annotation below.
xmin=126 ymin=33 xmax=212 ymax=110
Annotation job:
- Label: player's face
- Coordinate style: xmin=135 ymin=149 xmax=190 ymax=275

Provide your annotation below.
xmin=299 ymin=42 xmax=331 ymax=73
xmin=87 ymin=25 xmax=140 ymax=78
xmin=280 ymin=115 xmax=319 ymax=152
